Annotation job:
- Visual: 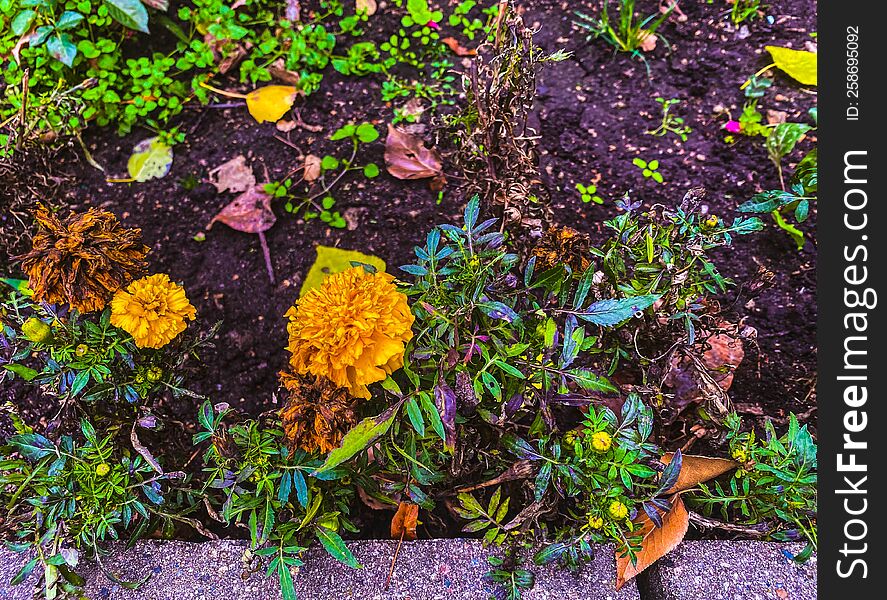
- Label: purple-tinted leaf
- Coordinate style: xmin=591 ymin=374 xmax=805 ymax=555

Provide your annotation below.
xmin=434 ymin=378 xmax=457 ymax=451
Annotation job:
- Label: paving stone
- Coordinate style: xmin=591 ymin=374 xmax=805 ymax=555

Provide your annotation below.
xmin=642 ymin=541 xmax=816 ymax=600
xmin=0 ymin=539 xmax=639 ymax=600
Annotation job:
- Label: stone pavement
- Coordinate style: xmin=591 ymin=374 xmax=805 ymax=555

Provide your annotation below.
xmin=0 ymin=539 xmax=815 ymax=600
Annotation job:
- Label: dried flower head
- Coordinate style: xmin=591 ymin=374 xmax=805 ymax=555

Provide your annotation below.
xmin=279 ymin=371 xmax=357 ymax=454
xmin=110 ymin=274 xmax=196 ymax=349
xmin=285 ymin=267 xmax=414 ymax=399
xmin=532 ymin=226 xmax=593 ymax=273
xmin=20 ymin=206 xmax=149 ymax=313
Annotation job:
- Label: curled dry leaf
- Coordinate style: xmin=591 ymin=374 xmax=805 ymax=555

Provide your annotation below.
xmin=355 ymin=0 xmax=377 ymax=16
xmin=267 ymin=58 xmax=302 ymax=86
xmin=616 ymin=494 xmax=688 ymax=589
xmin=384 ymin=124 xmax=443 ymax=180
xmin=208 ymin=186 xmax=276 ymax=233
xmin=303 ymin=154 xmax=322 ymax=182
xmin=246 ymin=85 xmax=299 ymax=124
xmin=209 ymin=155 xmax=256 ymax=194
xmin=441 ymin=36 xmax=477 ymax=56
xmin=638 ymin=29 xmax=657 ymax=52
xmin=390 ymin=502 xmax=419 ymax=540
xmin=276 ymin=120 xmax=298 ymax=133
xmin=660 ymin=452 xmax=739 ymax=494
xmin=663 ymin=329 xmax=745 ymax=410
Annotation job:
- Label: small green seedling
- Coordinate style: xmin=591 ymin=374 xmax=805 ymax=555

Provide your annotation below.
xmin=645 ymin=97 xmax=692 ymax=142
xmin=633 ymin=157 xmax=664 ymax=183
xmin=576 ymin=182 xmax=604 ymax=204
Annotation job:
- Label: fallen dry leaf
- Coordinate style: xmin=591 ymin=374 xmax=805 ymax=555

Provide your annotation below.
xmin=660 ymin=453 xmax=739 ymax=494
xmin=209 ymin=155 xmax=256 ymax=194
xmin=767 ymin=109 xmax=788 ymax=125
xmin=384 ymin=124 xmax=443 ymax=180
xmin=663 ymin=330 xmax=745 ymax=410
xmin=208 ymin=186 xmax=276 ymax=233
xmin=217 ymin=44 xmax=249 ymax=75
xmin=442 ymin=36 xmax=477 ymax=56
xmin=638 ymin=30 xmax=657 ymax=52
xmin=276 ymin=120 xmax=298 ymax=133
xmin=355 ymin=0 xmax=377 ymax=16
xmin=267 ymin=58 xmax=302 ymax=86
xmin=303 ymin=154 xmax=322 ymax=182
xmin=246 ymin=85 xmax=299 ymax=124
xmin=391 ymin=502 xmax=419 ymax=540
xmin=616 ymin=495 xmax=688 ymax=589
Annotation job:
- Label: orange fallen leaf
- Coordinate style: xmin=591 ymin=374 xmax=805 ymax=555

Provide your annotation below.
xmin=442 ymin=36 xmax=477 ymax=56
xmin=660 ymin=453 xmax=739 ymax=494
xmin=616 ymin=494 xmax=688 ymax=589
xmin=384 ymin=124 xmax=443 ymax=180
xmin=208 ymin=186 xmax=276 ymax=233
xmin=663 ymin=330 xmax=745 ymax=410
xmin=391 ymin=502 xmax=419 ymax=541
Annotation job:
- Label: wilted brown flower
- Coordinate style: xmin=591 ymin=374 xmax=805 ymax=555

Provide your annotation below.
xmin=19 ymin=206 xmax=149 ymax=313
xmin=279 ymin=371 xmax=357 ymax=455
xmin=532 ymin=226 xmax=593 ymax=273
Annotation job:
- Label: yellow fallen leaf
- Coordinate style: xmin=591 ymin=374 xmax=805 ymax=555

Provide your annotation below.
xmin=126 ymin=137 xmax=173 ymax=182
xmin=246 ymin=85 xmax=299 ymax=124
xmin=766 ymin=46 xmax=817 ymax=86
xmin=300 ymin=246 xmax=386 ymax=297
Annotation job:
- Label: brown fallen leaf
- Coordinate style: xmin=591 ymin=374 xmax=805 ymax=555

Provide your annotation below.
xmin=267 ymin=58 xmax=302 ymax=86
xmin=616 ymin=494 xmax=688 ymax=589
xmin=208 ymin=155 xmax=256 ymax=194
xmin=303 ymin=154 xmax=322 ymax=182
xmin=442 ymin=36 xmax=477 ymax=56
xmin=663 ymin=330 xmax=745 ymax=411
xmin=276 ymin=120 xmax=298 ymax=133
xmin=384 ymin=124 xmax=443 ymax=180
xmin=208 ymin=186 xmax=276 ymax=283
xmin=208 ymin=186 xmax=276 ymax=233
xmin=660 ymin=453 xmax=739 ymax=494
xmin=390 ymin=502 xmax=419 ymax=541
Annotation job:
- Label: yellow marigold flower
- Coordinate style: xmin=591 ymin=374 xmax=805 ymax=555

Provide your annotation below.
xmin=110 ymin=274 xmax=196 ymax=349
xmin=609 ymin=500 xmax=629 ymax=520
xmin=95 ymin=463 xmax=110 ymax=477
xmin=588 ymin=515 xmax=604 ymax=529
xmin=285 ymin=267 xmax=414 ymax=399
xmin=731 ymin=447 xmax=748 ymax=463
xmin=591 ymin=431 xmax=612 ymax=453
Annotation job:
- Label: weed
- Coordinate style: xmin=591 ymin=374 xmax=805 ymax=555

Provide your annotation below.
xmin=645 ymin=97 xmax=692 ymax=142
xmin=632 ymin=157 xmax=664 ymax=183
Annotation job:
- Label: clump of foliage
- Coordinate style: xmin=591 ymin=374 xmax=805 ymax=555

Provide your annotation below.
xmin=195 ymin=401 xmax=361 ymax=600
xmin=574 ymin=0 xmax=674 ymax=60
xmin=1 ymin=413 xmax=187 ymax=597
xmin=0 ymin=0 xmax=375 ymax=139
xmin=737 ymin=108 xmax=816 ymax=249
xmin=267 ymin=122 xmax=381 ymax=229
xmin=729 ymin=0 xmax=767 ymax=26
xmin=687 ymin=412 xmax=817 ymax=560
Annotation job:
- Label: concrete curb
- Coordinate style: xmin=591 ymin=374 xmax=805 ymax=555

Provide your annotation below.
xmin=0 ymin=539 xmax=815 ymax=600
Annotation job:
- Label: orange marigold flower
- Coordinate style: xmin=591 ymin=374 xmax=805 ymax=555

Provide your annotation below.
xmin=285 ymin=267 xmax=414 ymax=399
xmin=110 ymin=274 xmax=196 ymax=349
xmin=19 ymin=206 xmax=149 ymax=313
xmin=279 ymin=371 xmax=357 ymax=454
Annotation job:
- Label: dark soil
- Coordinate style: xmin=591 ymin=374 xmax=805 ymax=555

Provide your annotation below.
xmin=7 ymin=0 xmax=817 ymax=446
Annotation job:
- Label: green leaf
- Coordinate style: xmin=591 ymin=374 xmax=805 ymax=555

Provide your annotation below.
xmin=363 ymin=163 xmax=380 ymax=178
xmin=278 ymin=561 xmax=296 ymax=600
xmin=46 ymin=33 xmax=78 ymax=67
xmin=315 ymin=526 xmax=361 ymax=568
xmin=356 ymin=123 xmax=379 ymax=143
xmin=766 ymin=123 xmax=812 ymax=163
xmin=632 ymin=157 xmax=647 ymax=169
xmin=105 ymin=0 xmax=150 ymax=34
xmin=567 ymin=368 xmax=618 ymax=393
xmin=11 ymin=557 xmax=39 ymax=586
xmin=773 ymin=210 xmax=805 ymax=249
xmin=577 ymin=295 xmax=660 ymax=327
xmin=4 ymin=364 xmax=39 ymax=381
xmin=299 ymin=246 xmax=386 ymax=297
xmin=11 ymin=10 xmax=36 ymax=36
xmin=9 ymin=433 xmax=55 ymax=460
xmin=312 ymin=401 xmax=402 ymax=475
xmin=405 ymin=397 xmax=425 ymax=436
xmin=321 ymin=155 xmax=339 ymax=170
xmin=127 ymin=137 xmax=173 ymax=182
xmin=56 ymin=11 xmax=85 ymax=30
xmin=737 ymin=190 xmax=798 ymax=214
xmin=766 ymin=46 xmax=817 ymax=86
